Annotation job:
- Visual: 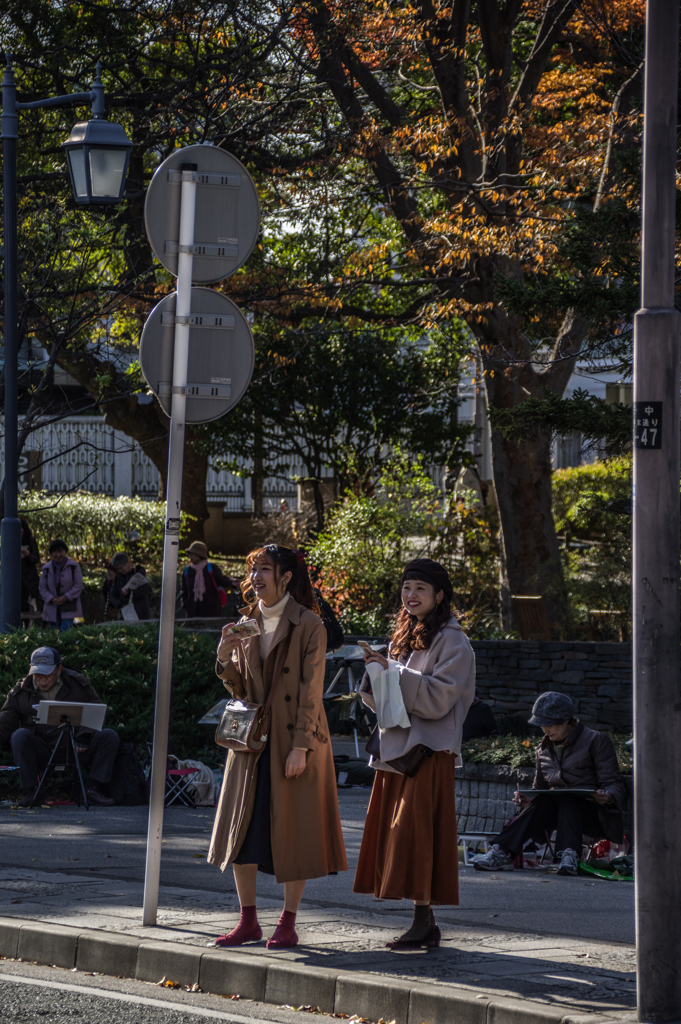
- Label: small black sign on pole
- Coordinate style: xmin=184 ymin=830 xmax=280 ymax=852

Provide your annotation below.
xmin=633 ymin=401 xmax=663 ymax=449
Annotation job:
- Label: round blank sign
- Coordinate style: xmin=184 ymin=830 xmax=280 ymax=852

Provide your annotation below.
xmin=144 ymin=144 xmax=261 ymax=284
xmin=139 ymin=288 xmax=254 ymax=424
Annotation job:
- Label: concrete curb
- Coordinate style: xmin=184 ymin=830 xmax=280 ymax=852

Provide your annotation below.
xmin=0 ymin=917 xmax=631 ymax=1024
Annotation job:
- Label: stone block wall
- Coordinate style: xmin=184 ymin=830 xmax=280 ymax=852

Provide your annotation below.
xmin=328 ymin=639 xmax=632 ymax=732
xmin=473 ymin=640 xmax=632 ymax=731
xmin=455 ymin=764 xmax=534 ymax=835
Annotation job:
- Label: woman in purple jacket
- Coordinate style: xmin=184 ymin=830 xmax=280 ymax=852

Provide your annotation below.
xmin=39 ymin=540 xmax=83 ymax=631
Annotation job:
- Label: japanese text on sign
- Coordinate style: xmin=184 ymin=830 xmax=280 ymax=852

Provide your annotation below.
xmin=634 ymin=402 xmax=663 ymax=449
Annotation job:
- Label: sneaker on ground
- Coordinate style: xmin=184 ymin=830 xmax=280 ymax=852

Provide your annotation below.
xmin=473 ymin=844 xmax=515 ymax=871
xmin=557 ymin=848 xmax=579 ymax=875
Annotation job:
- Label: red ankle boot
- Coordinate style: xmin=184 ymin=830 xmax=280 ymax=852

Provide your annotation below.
xmin=266 ymin=909 xmax=298 ymax=949
xmin=215 ymin=905 xmax=262 ymax=947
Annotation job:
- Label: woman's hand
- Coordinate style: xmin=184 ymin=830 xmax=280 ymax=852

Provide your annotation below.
xmin=593 ymin=789 xmax=613 ymax=805
xmin=217 ymin=626 xmax=243 ymax=663
xmin=364 ymin=651 xmax=388 ymax=670
xmin=285 ymin=748 xmax=307 ymax=779
xmin=513 ymin=790 xmax=532 ymax=810
xmin=53 ymin=595 xmax=67 ymax=607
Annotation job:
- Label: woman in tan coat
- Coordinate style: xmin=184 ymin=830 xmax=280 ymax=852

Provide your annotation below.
xmin=208 ymin=545 xmax=347 ymax=949
xmin=354 ymin=558 xmax=475 ymax=948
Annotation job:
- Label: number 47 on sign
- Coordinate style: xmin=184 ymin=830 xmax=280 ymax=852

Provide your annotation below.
xmin=634 ymin=402 xmax=663 ymax=449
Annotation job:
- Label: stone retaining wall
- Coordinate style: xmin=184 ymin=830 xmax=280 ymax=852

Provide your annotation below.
xmin=473 ymin=641 xmax=632 ymax=731
xmin=329 ymin=639 xmax=633 ymax=732
xmin=455 ymin=763 xmax=534 ymax=835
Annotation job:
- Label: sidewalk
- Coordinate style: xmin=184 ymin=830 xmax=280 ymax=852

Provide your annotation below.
xmin=0 ymin=800 xmax=637 ymax=1024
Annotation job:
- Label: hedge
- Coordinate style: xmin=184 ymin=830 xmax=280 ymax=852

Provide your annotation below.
xmin=18 ymin=491 xmax=192 ymax=565
xmin=0 ymin=624 xmax=224 ymax=765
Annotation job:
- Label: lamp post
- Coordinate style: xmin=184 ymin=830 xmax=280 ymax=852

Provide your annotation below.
xmin=1 ymin=58 xmax=131 ymax=632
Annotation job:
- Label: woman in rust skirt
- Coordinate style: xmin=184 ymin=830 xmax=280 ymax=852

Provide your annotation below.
xmin=354 ymin=558 xmax=475 ymax=948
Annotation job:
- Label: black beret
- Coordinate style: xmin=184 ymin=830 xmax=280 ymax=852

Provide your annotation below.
xmin=402 ymin=558 xmax=453 ymax=601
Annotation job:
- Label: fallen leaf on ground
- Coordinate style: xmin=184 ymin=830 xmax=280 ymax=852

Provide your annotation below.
xmin=221 ymin=994 xmax=240 ymax=1000
xmin=10 ymin=900 xmax=21 ymax=904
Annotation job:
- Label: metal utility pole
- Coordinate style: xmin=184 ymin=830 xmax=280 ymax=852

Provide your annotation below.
xmin=139 ymin=144 xmax=258 ymax=926
xmin=632 ymin=0 xmax=681 ymax=1020
xmin=142 ymin=165 xmax=197 ymax=926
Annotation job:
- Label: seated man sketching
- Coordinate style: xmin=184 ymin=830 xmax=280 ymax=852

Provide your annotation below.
xmin=0 ymin=646 xmax=119 ymax=807
xmin=474 ymin=691 xmax=626 ymax=876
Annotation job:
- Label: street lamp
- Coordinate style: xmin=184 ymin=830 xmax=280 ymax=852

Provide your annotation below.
xmin=63 ymin=120 xmax=131 ymax=205
xmin=1 ymin=57 xmax=132 ymax=632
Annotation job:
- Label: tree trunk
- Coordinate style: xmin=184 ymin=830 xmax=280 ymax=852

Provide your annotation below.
xmin=490 ymin=422 xmax=564 ymax=626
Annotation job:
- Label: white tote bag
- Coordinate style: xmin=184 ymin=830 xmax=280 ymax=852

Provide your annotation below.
xmin=121 ymin=600 xmax=139 ymax=622
xmin=366 ymin=661 xmax=411 ymax=730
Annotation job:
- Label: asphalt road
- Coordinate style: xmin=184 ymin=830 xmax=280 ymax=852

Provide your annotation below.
xmin=0 ymin=960 xmax=325 ymax=1024
xmin=0 ymin=792 xmax=634 ymax=944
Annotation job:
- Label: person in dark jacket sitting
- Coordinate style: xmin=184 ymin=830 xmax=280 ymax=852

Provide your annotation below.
xmin=109 ymin=552 xmax=152 ymax=621
xmin=180 ymin=541 xmax=234 ymax=618
xmin=0 ymin=646 xmax=119 ymax=807
xmin=474 ymin=692 xmax=626 ymax=876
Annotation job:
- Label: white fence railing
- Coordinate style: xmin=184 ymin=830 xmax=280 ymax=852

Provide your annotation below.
xmin=1 ymin=416 xmax=302 ymax=511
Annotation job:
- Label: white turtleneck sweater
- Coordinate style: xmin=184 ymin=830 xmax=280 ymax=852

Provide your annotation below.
xmin=259 ymin=592 xmax=306 ymax=751
xmin=258 ymin=591 xmax=290 ymax=661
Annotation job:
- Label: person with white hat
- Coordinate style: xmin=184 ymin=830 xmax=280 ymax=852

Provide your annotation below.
xmin=0 ymin=647 xmax=119 ymax=807
xmin=474 ymin=691 xmax=627 ymax=876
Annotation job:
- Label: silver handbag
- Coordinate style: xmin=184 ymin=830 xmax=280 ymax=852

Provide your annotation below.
xmin=215 ymin=624 xmax=293 ymax=752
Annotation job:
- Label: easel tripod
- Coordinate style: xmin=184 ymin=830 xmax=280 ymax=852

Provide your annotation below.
xmin=30 ymin=714 xmax=90 ymax=810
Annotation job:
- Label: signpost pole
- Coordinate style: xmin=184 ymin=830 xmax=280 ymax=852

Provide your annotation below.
xmin=633 ymin=0 xmax=681 ymax=1019
xmin=142 ymin=164 xmax=197 ymax=927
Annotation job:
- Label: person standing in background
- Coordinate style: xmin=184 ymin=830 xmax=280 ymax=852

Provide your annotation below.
xmin=108 ymin=553 xmax=152 ymax=621
xmin=39 ymin=540 xmax=83 ymax=632
xmin=20 ymin=519 xmax=41 ymax=614
xmin=181 ymin=541 xmax=233 ymax=619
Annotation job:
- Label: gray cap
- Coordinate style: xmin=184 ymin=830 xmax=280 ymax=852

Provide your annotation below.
xmin=529 ymin=691 xmax=576 ymax=727
xmin=29 ymin=646 xmax=61 ymax=675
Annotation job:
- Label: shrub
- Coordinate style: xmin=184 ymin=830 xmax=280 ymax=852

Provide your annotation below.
xmin=0 ymin=624 xmax=224 ymax=765
xmin=309 ymin=453 xmax=500 ymax=633
xmin=552 ymin=457 xmax=633 ymax=635
xmin=18 ymin=490 xmax=193 ymax=565
xmin=461 ymin=733 xmax=633 ymax=773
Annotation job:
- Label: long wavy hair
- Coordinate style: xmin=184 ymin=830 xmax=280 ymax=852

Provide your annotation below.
xmin=240 ymin=544 xmax=320 ymax=615
xmin=390 ymin=570 xmax=453 ymax=658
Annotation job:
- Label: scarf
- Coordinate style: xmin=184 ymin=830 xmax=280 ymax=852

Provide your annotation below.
xmin=192 ymin=560 xmax=208 ymax=603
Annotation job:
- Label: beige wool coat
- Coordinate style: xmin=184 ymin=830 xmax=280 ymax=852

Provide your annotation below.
xmin=207 ymin=596 xmax=348 ymax=883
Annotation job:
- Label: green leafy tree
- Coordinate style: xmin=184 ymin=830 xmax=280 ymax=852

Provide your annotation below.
xmin=309 ymin=452 xmax=499 ymax=632
xmin=285 ymin=0 xmax=651 ymax=623
xmin=552 ymin=456 xmax=633 ymax=636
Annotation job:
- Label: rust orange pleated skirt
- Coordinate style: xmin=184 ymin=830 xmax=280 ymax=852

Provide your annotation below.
xmin=353 ymin=750 xmax=459 ymax=905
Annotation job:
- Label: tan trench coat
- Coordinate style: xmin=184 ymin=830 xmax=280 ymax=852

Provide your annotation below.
xmin=207 ymin=597 xmax=348 ymax=883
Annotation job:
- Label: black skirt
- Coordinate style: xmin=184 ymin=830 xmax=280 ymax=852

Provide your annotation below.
xmin=233 ymin=741 xmax=275 ymax=874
